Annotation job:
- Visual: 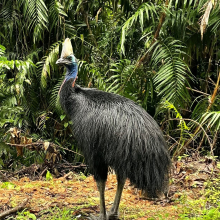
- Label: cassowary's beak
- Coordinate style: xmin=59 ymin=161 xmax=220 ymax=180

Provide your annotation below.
xmin=56 ymin=57 xmax=72 ymax=65
xmin=56 ymin=57 xmax=67 ymax=65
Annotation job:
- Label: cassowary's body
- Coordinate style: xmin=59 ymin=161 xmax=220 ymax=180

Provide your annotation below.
xmin=60 ymin=78 xmax=170 ymax=197
xmin=56 ymin=38 xmax=171 ymax=220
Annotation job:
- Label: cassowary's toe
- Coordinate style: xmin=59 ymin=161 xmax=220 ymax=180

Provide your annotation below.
xmin=87 ymin=214 xmax=107 ymax=220
xmin=87 ymin=214 xmax=98 ymax=220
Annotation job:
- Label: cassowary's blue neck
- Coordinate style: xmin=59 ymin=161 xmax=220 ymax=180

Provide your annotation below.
xmin=65 ymin=63 xmax=78 ymax=81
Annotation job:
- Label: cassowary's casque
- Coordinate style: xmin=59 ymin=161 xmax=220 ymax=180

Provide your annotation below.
xmin=56 ymin=38 xmax=171 ymax=220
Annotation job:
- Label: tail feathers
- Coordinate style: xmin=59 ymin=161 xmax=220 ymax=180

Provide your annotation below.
xmin=113 ymin=144 xmax=171 ymax=198
xmin=128 ymin=152 xmax=170 ymax=198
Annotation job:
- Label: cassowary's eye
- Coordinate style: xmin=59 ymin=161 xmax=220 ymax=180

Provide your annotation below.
xmin=67 ymin=56 xmax=72 ymax=61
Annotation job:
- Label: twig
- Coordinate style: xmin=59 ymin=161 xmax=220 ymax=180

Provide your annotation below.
xmin=52 ymin=143 xmax=84 ymax=157
xmin=186 ymin=87 xmax=210 ymax=96
xmin=0 ymin=198 xmax=29 ymax=219
xmin=165 ymin=118 xmax=214 ymax=156
xmin=184 ymin=70 xmax=220 ymax=149
xmin=84 ymin=12 xmax=98 ymax=47
xmin=6 ymin=142 xmax=43 ymax=147
xmin=207 ymin=70 xmax=220 ymax=111
xmin=63 ymin=171 xmax=74 ymax=179
xmin=0 ymin=170 xmax=9 ymax=181
xmin=40 ymin=167 xmax=48 ymax=178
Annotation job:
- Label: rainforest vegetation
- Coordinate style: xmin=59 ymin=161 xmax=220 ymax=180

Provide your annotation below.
xmin=1 ymin=0 xmax=220 ymax=165
xmin=0 ymin=1 xmax=220 ymax=219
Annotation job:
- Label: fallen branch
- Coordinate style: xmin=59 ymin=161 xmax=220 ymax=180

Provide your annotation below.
xmin=0 ymin=198 xmax=29 ymax=219
xmin=6 ymin=142 xmax=84 ymax=157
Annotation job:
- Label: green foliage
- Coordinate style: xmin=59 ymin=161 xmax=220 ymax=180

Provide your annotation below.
xmin=0 ymin=182 xmax=15 ymax=189
xmin=75 ymin=172 xmax=87 ymax=181
xmin=36 ymin=41 xmax=60 ymax=88
xmin=0 ymin=52 xmax=35 ymax=129
xmin=46 ymin=170 xmax=53 ymax=181
xmin=0 ymin=45 xmax=6 ymax=55
xmin=14 ymin=209 xmax=37 ymax=220
xmin=205 ymin=173 xmax=220 ymax=206
xmin=180 ymin=204 xmax=220 ymax=220
xmin=121 ymin=2 xmax=159 ymax=54
xmin=162 ymin=101 xmax=189 ymax=131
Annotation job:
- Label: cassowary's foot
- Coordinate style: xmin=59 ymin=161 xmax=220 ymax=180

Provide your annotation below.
xmin=87 ymin=212 xmax=119 ymax=220
xmin=107 ymin=212 xmax=119 ymax=220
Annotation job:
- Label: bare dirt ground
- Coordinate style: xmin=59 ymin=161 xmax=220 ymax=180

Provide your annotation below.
xmin=0 ymin=156 xmax=218 ymax=219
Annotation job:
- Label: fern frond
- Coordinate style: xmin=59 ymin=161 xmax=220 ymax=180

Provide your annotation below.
xmin=36 ymin=41 xmax=60 ymax=88
xmin=162 ymin=101 xmax=189 ymax=131
xmin=49 ymin=77 xmax=64 ymax=113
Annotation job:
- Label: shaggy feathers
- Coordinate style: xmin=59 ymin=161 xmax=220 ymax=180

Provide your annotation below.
xmin=60 ymin=78 xmax=171 ymax=197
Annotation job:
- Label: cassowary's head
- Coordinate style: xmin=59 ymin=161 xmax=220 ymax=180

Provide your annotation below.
xmin=56 ymin=38 xmax=78 ymax=83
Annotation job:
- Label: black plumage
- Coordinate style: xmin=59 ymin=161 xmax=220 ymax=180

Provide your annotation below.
xmin=56 ymin=38 xmax=171 ymax=220
xmin=60 ymin=79 xmax=170 ymax=194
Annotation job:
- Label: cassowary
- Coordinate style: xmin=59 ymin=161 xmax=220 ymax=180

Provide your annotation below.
xmin=56 ymin=38 xmax=171 ymax=220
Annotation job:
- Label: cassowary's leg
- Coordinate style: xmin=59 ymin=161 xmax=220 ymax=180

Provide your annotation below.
xmin=96 ymin=180 xmax=107 ymax=220
xmin=88 ymin=164 xmax=108 ymax=220
xmin=108 ymin=175 xmax=126 ymax=219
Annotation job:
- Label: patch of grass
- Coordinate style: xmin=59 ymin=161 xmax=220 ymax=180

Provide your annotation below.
xmin=38 ymin=207 xmax=79 ymax=220
xmin=0 ymin=182 xmax=16 ymax=190
xmin=74 ymin=172 xmax=87 ymax=181
xmin=7 ymin=209 xmax=37 ymax=220
xmin=178 ymin=174 xmax=220 ymax=220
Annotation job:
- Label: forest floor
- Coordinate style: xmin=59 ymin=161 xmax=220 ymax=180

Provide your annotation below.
xmin=0 ymin=156 xmax=220 ymax=220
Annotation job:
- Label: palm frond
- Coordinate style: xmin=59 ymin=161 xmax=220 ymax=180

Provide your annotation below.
xmin=22 ymin=0 xmax=48 ymax=41
xmin=201 ymin=111 xmax=220 ymax=131
xmin=120 ymin=2 xmax=159 ymax=54
xmin=49 ymin=0 xmax=67 ymax=30
xmin=106 ymin=59 xmax=135 ymax=94
xmin=150 ymin=37 xmax=192 ymax=106
xmin=0 ymin=0 xmax=14 ymax=21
